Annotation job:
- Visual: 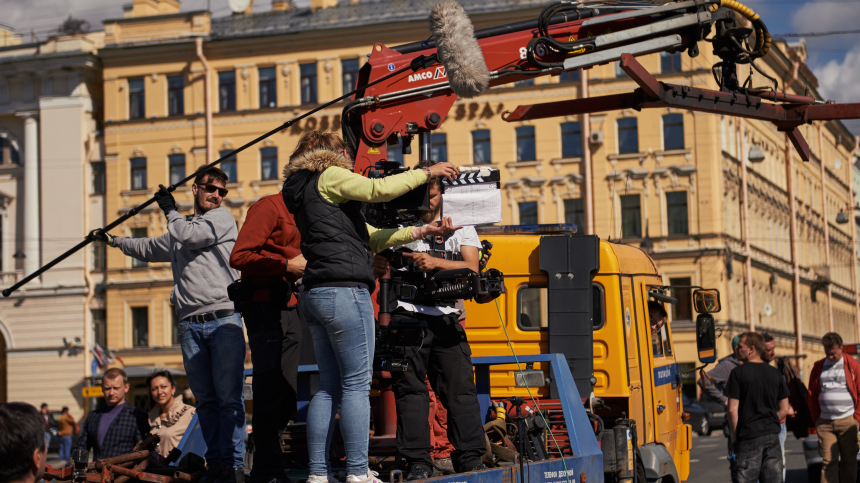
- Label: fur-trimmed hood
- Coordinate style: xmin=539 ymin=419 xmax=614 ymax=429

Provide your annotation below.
xmin=282 ymin=148 xmax=352 ymax=178
xmin=282 ymin=149 xmax=353 ymax=213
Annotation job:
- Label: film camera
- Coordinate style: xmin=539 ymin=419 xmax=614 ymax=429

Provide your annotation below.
xmin=362 ymin=161 xmax=430 ymax=229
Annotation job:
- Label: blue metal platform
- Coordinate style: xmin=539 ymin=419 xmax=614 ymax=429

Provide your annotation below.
xmin=172 ymin=354 xmax=603 ymax=482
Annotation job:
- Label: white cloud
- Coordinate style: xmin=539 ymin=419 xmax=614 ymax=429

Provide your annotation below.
xmin=812 ymin=45 xmax=860 ymax=104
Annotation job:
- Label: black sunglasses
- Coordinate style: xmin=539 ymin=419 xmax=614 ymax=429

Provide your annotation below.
xmin=197 ymin=183 xmax=228 ymax=197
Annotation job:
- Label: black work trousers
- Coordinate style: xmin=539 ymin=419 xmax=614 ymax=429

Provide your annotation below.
xmin=243 ymin=303 xmax=303 ymax=479
xmin=391 ymin=309 xmax=486 ymax=473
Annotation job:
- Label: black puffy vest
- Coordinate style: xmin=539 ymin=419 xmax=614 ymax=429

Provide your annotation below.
xmin=282 ymin=169 xmax=375 ymax=291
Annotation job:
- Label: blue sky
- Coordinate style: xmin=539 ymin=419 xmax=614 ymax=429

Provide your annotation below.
xmin=7 ymin=0 xmax=860 ymax=134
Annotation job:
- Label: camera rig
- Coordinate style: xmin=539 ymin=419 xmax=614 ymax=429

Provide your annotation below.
xmin=375 ymin=240 xmax=505 ymax=372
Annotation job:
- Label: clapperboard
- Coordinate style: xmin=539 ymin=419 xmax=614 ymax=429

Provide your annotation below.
xmin=441 ymin=167 xmax=502 ymax=226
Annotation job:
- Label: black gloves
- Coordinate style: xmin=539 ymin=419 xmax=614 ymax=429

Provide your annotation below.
xmin=88 ymin=229 xmax=115 ymax=246
xmin=155 ymin=185 xmax=177 ymax=216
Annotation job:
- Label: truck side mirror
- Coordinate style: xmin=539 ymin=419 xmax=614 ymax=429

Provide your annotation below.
xmin=693 ymin=289 xmax=721 ymax=314
xmin=696 ymin=313 xmax=717 ymax=363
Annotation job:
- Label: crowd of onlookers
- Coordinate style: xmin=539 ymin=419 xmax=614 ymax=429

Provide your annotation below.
xmin=702 ymin=330 xmax=860 ymax=483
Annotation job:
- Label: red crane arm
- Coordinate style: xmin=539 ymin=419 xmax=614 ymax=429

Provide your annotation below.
xmin=345 ymin=1 xmax=710 ymax=172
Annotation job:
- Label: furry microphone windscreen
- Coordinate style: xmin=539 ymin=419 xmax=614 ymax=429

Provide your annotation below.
xmin=429 ymin=0 xmax=490 ymax=99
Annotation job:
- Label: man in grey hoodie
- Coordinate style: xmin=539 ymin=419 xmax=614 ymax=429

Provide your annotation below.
xmin=96 ymin=167 xmax=245 ymax=483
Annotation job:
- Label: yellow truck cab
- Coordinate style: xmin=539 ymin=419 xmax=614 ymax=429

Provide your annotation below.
xmin=464 ymin=224 xmax=701 ymax=483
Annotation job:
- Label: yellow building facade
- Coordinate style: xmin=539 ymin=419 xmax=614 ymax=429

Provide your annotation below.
xmin=100 ymin=0 xmax=858 ymax=387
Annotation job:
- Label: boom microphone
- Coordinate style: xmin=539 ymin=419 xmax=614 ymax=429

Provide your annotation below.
xmin=429 ymin=0 xmax=490 ymax=98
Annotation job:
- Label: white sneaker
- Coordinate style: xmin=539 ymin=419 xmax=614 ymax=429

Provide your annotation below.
xmin=344 ymin=470 xmax=382 ymax=483
xmin=306 ymin=474 xmax=340 ymax=483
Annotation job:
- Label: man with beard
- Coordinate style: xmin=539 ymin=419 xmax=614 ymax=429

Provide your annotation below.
xmin=93 ymin=167 xmax=245 ymax=483
xmin=372 ymin=160 xmax=486 ymax=480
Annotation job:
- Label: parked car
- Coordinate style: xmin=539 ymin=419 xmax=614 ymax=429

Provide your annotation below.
xmin=697 ymin=393 xmax=729 ymax=436
xmin=682 ymin=395 xmax=711 ymax=435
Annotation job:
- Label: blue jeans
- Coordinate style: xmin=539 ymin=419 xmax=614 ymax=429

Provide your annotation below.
xmin=735 ymin=433 xmax=782 ymax=483
xmin=179 ymin=312 xmax=246 ymax=467
xmin=58 ymin=435 xmax=72 ymax=461
xmin=300 ymin=287 xmax=374 ymax=477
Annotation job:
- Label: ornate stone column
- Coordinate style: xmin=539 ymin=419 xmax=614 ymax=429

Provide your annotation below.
xmin=19 ymin=113 xmax=40 ymax=278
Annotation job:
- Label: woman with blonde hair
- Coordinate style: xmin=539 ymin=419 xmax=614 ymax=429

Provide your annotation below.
xmin=282 ymin=130 xmax=460 ymax=483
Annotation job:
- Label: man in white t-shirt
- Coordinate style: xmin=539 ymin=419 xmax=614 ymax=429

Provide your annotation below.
xmin=809 ymin=332 xmax=860 ymax=483
xmin=373 ymin=161 xmax=487 ymax=480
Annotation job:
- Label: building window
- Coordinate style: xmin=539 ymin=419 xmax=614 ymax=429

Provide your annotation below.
xmin=219 ymin=150 xmax=237 ymax=182
xmin=564 ymin=198 xmax=584 ymax=230
xmin=519 ymin=201 xmax=538 ymax=225
xmin=91 ymin=161 xmax=105 ymax=195
xmin=514 ymin=78 xmax=535 ymax=87
xmin=261 ymin=147 xmax=278 ymax=180
xmin=131 ymin=306 xmax=149 ymax=347
xmin=430 ymin=133 xmax=448 ymax=163
xmin=300 ymin=63 xmax=317 ymax=105
xmin=129 ymin=77 xmax=145 ymax=119
xmin=167 ymin=75 xmax=184 ymax=116
xmin=259 ymin=67 xmax=276 ymax=108
xmin=0 ymin=137 xmax=21 ymax=165
xmin=219 ymin=71 xmax=236 ymax=112
xmin=516 ymin=126 xmax=536 ymax=162
xmin=169 ymin=154 xmax=185 ymax=186
xmin=620 ymin=194 xmax=641 ymax=238
xmin=130 ymin=157 xmax=147 ymax=190
xmin=561 ymin=122 xmax=582 ymax=158
xmin=669 ymin=277 xmax=693 ymax=321
xmin=91 ymin=309 xmax=107 ymax=349
xmin=661 ymin=51 xmax=682 ymax=73
xmin=171 ymin=306 xmax=180 ymax=346
xmin=615 ymin=61 xmax=627 ymax=78
xmin=617 ymin=118 xmax=639 ymax=154
xmin=92 ymin=244 xmax=106 ymax=271
xmin=130 ymin=227 xmax=148 ymax=268
xmin=559 ymin=69 xmax=580 ymax=83
xmin=472 ymin=130 xmax=491 ymax=164
xmin=342 ymin=58 xmax=360 ymax=96
xmin=666 ymin=191 xmax=689 ymax=235
xmin=663 ymin=114 xmax=684 ymax=150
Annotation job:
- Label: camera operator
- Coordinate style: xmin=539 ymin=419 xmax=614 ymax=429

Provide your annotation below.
xmin=281 ymin=132 xmax=460 ymax=483
xmin=372 ymin=160 xmax=487 ymax=480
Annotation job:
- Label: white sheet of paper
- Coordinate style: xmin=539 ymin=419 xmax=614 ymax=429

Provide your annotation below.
xmin=442 ymin=183 xmax=502 ymax=226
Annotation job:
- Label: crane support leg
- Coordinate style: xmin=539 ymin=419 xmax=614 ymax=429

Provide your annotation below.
xmin=503 ymin=54 xmax=860 ymax=161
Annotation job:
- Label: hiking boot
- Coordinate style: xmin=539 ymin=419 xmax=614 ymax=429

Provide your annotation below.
xmin=200 ymin=461 xmax=228 ymax=483
xmin=405 ymin=465 xmax=431 ymax=481
xmin=432 ymin=458 xmax=455 ymax=475
xmin=215 ymin=467 xmax=246 ymax=483
xmin=253 ymin=468 xmax=292 ymax=483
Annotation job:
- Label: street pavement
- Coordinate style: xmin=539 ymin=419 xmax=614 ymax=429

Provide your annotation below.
xmin=688 ymin=431 xmax=810 ymax=483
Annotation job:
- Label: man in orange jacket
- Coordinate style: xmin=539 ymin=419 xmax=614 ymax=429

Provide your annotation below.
xmin=808 ymin=332 xmax=860 ymax=483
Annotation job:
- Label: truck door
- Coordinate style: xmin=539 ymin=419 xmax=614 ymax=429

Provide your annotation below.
xmin=620 ymin=275 xmax=652 ymax=441
xmin=639 ymin=279 xmax=681 ymax=459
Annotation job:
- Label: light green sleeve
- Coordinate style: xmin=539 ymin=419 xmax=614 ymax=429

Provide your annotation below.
xmin=366 ymin=224 xmax=416 ymax=254
xmin=318 ymin=166 xmax=428 ymax=204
